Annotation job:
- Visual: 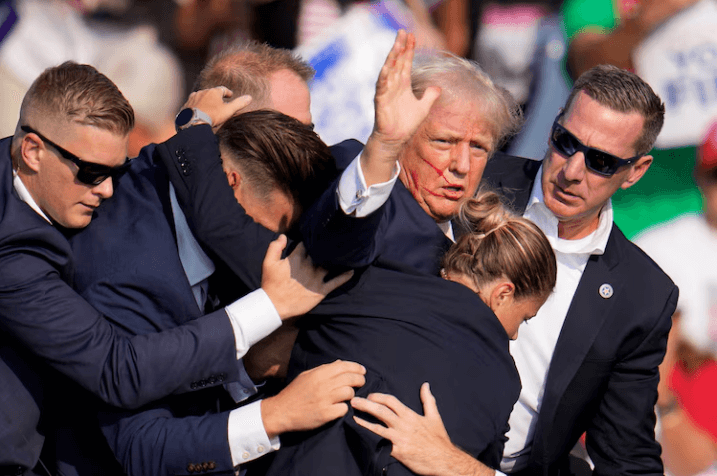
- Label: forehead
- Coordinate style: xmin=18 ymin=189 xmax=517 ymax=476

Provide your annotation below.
xmin=62 ymin=122 xmax=129 ymax=167
xmin=419 ymin=99 xmax=495 ymax=147
xmin=267 ymin=69 xmax=311 ymax=125
xmin=562 ymin=92 xmax=645 ymax=157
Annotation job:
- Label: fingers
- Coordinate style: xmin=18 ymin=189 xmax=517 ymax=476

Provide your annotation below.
xmin=264 ymin=234 xmax=288 ymax=267
xmin=419 ymin=382 xmax=440 ymax=420
xmin=351 ymin=395 xmax=399 ymax=425
xmin=366 ymin=391 xmax=410 ymax=417
xmin=353 ymin=415 xmax=391 ymax=439
xmin=227 ymin=93 xmax=252 ymax=113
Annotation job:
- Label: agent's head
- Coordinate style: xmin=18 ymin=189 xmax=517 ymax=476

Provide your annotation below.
xmin=12 ymin=62 xmax=134 ymax=229
xmin=196 ymin=40 xmax=314 ymax=125
xmin=541 ymin=64 xmax=664 ymax=239
xmin=217 ymin=110 xmax=335 ymax=233
xmin=442 ymin=190 xmax=556 ymax=339
xmin=397 ymin=52 xmax=522 ymax=224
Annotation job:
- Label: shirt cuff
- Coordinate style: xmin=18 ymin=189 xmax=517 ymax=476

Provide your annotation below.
xmin=225 ymin=289 xmax=281 ymax=360
xmin=228 ymin=400 xmax=281 ymax=466
xmin=337 ymin=152 xmax=400 ymax=218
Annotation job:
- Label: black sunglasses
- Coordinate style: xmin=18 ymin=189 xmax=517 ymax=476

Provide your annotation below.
xmin=21 ymin=125 xmax=131 ymax=185
xmin=550 ymin=116 xmax=641 ymax=177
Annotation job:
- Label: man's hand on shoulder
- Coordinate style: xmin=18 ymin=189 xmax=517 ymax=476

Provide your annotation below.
xmin=260 ymin=360 xmax=367 ymax=439
xmin=351 ymin=382 xmax=494 ymax=476
xmin=261 ymin=235 xmax=353 ymax=320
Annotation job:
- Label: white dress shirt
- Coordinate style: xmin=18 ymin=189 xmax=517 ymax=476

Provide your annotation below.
xmin=499 ymin=167 xmax=612 ymax=473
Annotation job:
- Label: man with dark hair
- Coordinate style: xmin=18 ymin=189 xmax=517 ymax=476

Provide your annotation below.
xmin=347 ymin=63 xmax=677 ymax=475
xmin=218 ymin=109 xmax=336 ymax=232
xmin=0 ymin=62 xmax=350 ymax=474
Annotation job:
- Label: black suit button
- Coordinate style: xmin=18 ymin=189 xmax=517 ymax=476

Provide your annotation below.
xmin=190 ymin=382 xmax=198 ymax=389
xmin=217 ymin=373 xmax=226 ymax=382
xmin=199 ymin=379 xmax=207 ymax=387
xmin=382 ymin=467 xmax=388 ymax=475
xmin=187 ymin=463 xmax=196 ymax=473
xmin=207 ymin=376 xmax=217 ymax=385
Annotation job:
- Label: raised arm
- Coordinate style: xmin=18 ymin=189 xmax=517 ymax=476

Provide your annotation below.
xmin=301 ymin=30 xmax=440 ymax=268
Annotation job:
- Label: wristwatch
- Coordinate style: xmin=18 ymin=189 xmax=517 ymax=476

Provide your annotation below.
xmin=175 ymin=108 xmax=213 ymax=132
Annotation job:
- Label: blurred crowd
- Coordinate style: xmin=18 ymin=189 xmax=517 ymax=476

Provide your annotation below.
xmin=1 ymin=0 xmax=716 ymax=474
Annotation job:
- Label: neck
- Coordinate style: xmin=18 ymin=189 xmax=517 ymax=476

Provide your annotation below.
xmin=557 ymin=214 xmax=600 ymax=240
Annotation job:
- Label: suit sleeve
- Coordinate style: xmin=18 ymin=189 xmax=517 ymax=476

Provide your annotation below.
xmin=99 ymin=401 xmax=235 ymax=475
xmin=0 ymin=228 xmax=241 ymax=409
xmin=154 ymin=125 xmax=276 ymax=290
xmin=585 ymin=285 xmax=678 ymax=475
xmin=300 ymin=141 xmax=392 ymax=268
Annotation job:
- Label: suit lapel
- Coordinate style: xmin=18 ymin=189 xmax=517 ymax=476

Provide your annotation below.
xmin=530 ymin=226 xmax=623 ymax=466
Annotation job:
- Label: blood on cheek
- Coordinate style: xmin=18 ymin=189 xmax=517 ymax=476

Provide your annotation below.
xmin=412 ymin=156 xmax=461 ymax=197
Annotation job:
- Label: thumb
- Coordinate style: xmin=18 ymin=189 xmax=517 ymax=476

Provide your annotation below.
xmin=419 ymin=86 xmax=441 ymax=111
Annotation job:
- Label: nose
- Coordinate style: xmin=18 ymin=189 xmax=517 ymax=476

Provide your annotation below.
xmin=450 ymin=143 xmax=471 ymax=176
xmin=93 ymin=177 xmax=114 ymax=199
xmin=562 ymin=151 xmax=586 ymax=182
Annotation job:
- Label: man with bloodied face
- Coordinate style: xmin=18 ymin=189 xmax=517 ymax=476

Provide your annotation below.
xmin=302 ymin=32 xmax=522 ymax=275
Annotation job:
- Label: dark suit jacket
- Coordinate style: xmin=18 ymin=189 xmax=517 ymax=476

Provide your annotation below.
xmin=481 ymin=154 xmax=677 ymax=476
xmin=0 ymin=133 xmax=241 ymax=472
xmin=65 ymin=126 xmax=261 ymax=476
xmin=264 ymin=262 xmax=519 ymax=475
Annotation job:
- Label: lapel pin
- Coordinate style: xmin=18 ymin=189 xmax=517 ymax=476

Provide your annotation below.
xmin=599 ymin=283 xmax=613 ymax=299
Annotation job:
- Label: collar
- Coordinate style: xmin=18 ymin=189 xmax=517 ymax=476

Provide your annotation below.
xmin=437 ymin=220 xmax=455 ymax=242
xmin=13 ymin=168 xmax=52 ymax=224
xmin=524 ymin=165 xmax=612 ymax=256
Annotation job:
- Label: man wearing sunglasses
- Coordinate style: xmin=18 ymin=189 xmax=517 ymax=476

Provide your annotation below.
xmin=310 ymin=63 xmax=677 ymax=475
xmin=0 ymin=61 xmax=354 ymax=475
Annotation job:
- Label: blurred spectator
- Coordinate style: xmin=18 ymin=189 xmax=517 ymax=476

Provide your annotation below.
xmin=635 ymin=121 xmax=717 ymax=476
xmin=0 ymin=0 xmax=183 ymax=153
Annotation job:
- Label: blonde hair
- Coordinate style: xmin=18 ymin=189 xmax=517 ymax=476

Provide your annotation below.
xmin=442 ymin=190 xmax=556 ymax=300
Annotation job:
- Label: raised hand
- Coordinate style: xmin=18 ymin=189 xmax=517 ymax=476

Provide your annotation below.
xmin=351 ymin=382 xmax=490 ymax=476
xmin=362 ymin=29 xmax=442 ymax=186
xmin=260 ymin=235 xmax=353 ymax=320
xmin=180 ymin=86 xmax=252 ymax=130
xmin=261 ymin=360 xmax=367 ymax=438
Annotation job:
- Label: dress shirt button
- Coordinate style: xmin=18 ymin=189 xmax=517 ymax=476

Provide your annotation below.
xmin=242 ymin=452 xmax=250 ymax=460
xmin=257 ymin=445 xmax=265 ymax=453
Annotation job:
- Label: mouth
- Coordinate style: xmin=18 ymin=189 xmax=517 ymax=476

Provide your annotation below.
xmin=440 ymin=184 xmax=465 ymax=200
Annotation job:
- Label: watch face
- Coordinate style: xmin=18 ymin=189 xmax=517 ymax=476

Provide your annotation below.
xmin=175 ymin=108 xmax=194 ymax=129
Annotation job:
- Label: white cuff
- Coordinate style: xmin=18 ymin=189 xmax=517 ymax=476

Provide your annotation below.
xmin=228 ymin=400 xmax=280 ymax=466
xmin=224 ymin=360 xmax=259 ymax=403
xmin=225 ymin=289 xmax=281 ymax=360
xmin=337 ymin=153 xmax=400 ymax=218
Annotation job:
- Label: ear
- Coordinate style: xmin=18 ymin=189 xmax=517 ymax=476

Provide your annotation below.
xmin=225 ymin=168 xmax=242 ymax=191
xmin=621 ymin=155 xmax=652 ymax=190
xmin=20 ymin=133 xmax=43 ymax=173
xmin=488 ymin=281 xmax=516 ymax=312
